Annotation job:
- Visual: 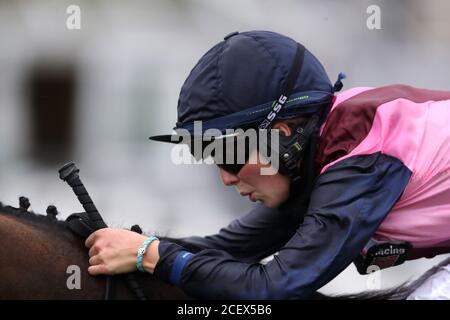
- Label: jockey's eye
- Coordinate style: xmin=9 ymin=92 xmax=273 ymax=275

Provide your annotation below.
xmin=216 ymin=162 xmax=245 ymax=175
xmin=187 ymin=130 xmax=266 ymax=172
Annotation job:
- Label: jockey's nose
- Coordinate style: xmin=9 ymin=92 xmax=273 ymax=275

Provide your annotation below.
xmin=219 ymin=168 xmax=240 ymax=186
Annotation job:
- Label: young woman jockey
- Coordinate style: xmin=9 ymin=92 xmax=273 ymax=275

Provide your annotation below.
xmin=85 ymin=31 xmax=450 ymax=299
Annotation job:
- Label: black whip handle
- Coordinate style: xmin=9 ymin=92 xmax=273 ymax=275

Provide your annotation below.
xmin=59 ymin=162 xmax=146 ymax=300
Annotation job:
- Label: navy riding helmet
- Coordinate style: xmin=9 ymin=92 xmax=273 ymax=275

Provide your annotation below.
xmin=150 ymin=30 xmax=344 ymax=179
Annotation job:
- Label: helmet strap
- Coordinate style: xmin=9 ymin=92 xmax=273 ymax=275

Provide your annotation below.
xmin=277 ymin=119 xmax=320 ymax=220
xmin=276 ymin=114 xmax=319 ymax=181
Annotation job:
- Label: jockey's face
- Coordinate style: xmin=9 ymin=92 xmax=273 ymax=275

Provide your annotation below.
xmin=218 ymin=121 xmax=293 ymax=209
xmin=219 ymin=152 xmax=290 ymax=208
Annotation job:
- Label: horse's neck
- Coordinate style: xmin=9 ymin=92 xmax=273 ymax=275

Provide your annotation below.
xmin=0 ymin=213 xmax=133 ymax=299
xmin=0 ymin=212 xmax=189 ymax=299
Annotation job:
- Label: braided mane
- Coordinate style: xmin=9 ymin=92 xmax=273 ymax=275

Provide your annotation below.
xmin=0 ymin=197 xmax=67 ymax=230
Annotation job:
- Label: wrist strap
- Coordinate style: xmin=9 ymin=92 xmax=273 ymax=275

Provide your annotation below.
xmin=136 ymin=236 xmax=159 ymax=272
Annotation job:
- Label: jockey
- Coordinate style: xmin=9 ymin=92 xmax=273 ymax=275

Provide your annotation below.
xmin=85 ymin=30 xmax=450 ymax=299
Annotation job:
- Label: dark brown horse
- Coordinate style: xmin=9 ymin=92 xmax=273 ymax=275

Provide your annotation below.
xmin=0 ymin=200 xmax=448 ymax=300
xmin=0 ymin=200 xmax=189 ymax=299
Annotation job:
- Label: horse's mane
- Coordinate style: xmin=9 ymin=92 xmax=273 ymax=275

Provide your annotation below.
xmin=0 ymin=198 xmax=68 ymax=231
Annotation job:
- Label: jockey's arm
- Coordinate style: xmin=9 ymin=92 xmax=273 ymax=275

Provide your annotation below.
xmin=154 ymin=152 xmax=411 ymax=299
xmin=166 ymin=203 xmax=302 ymax=263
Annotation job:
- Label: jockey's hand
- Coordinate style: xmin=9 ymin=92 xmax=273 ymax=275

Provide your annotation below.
xmin=85 ymin=228 xmax=160 ymax=276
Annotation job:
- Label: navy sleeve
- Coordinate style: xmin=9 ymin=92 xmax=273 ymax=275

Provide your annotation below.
xmin=154 ymin=152 xmax=412 ymax=299
xmin=172 ymin=204 xmax=301 ymax=263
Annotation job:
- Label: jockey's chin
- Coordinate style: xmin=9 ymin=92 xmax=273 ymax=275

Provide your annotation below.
xmin=218 ymin=154 xmax=291 ymax=209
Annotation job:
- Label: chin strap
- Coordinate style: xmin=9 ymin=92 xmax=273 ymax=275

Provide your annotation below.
xmin=278 ymin=122 xmax=320 ymax=221
xmin=276 ymin=72 xmax=346 ymax=181
xmin=276 ymin=114 xmax=319 ymax=182
xmin=273 ymin=73 xmax=347 ymax=219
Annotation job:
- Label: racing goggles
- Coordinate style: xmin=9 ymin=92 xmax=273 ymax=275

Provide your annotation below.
xmin=187 ymin=130 xmax=271 ymax=175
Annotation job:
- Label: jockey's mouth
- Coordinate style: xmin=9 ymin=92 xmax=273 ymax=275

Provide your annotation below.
xmin=240 ymin=191 xmax=259 ymax=203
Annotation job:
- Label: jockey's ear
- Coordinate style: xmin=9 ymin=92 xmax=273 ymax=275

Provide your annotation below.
xmin=272 ymin=121 xmax=293 ymax=137
xmin=272 ymin=117 xmax=308 ymax=137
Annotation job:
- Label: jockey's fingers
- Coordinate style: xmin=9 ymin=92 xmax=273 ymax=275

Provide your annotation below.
xmin=85 ymin=229 xmax=106 ymax=248
xmin=88 ymin=264 xmax=110 ymax=276
xmin=89 ymin=255 xmax=102 ymax=266
xmin=88 ymin=245 xmax=101 ymax=257
xmin=85 ymin=232 xmax=97 ymax=248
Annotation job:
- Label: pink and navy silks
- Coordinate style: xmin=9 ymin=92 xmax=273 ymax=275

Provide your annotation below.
xmin=317 ymin=85 xmax=450 ymax=254
xmin=154 ymin=85 xmax=450 ymax=299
